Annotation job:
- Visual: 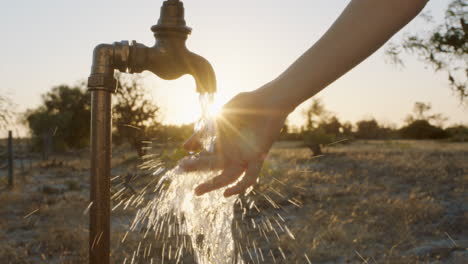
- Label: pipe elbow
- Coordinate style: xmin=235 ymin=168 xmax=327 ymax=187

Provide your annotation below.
xmin=188 ymin=53 xmax=217 ymax=94
xmin=91 ymin=44 xmax=114 ymax=75
xmin=88 ymin=43 xmax=117 ymax=91
xmin=88 ymin=42 xmax=130 ymax=91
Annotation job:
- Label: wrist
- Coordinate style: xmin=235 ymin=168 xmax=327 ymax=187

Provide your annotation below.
xmin=253 ymin=80 xmax=298 ymax=116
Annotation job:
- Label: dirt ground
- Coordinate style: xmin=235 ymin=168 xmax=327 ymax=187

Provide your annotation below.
xmin=0 ymin=140 xmax=467 ymax=263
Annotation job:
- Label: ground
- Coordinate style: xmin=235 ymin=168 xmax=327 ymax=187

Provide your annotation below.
xmin=0 ymin=140 xmax=467 ymax=263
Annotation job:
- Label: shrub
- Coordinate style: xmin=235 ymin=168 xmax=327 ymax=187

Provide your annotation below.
xmin=354 ymin=119 xmax=396 ymax=139
xmin=445 ymin=125 xmax=468 ymax=142
xmin=400 ymin=120 xmax=448 ymax=139
xmin=25 ymin=84 xmax=90 ymax=152
xmin=113 ymin=73 xmax=161 ymax=156
xmin=303 ymin=128 xmax=335 ymax=156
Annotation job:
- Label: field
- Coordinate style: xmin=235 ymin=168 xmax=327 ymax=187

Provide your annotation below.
xmin=0 ymin=140 xmax=467 ymax=263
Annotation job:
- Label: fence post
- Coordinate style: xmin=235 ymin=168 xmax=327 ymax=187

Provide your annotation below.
xmin=19 ymin=137 xmax=24 ymax=172
xmin=8 ymin=130 xmax=14 ymax=188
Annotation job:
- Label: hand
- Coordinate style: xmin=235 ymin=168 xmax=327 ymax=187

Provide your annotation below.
xmin=181 ymin=86 xmax=290 ymax=197
xmin=181 ymin=0 xmax=427 ymax=197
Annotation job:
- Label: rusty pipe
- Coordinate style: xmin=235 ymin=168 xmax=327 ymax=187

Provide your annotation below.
xmin=89 ymin=90 xmax=111 ymax=264
xmin=87 ymin=43 xmax=124 ymax=264
xmin=87 ymin=1 xmax=216 ymax=263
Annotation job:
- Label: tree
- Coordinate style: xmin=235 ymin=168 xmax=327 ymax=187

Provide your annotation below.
xmin=302 ymin=99 xmax=341 ymax=156
xmin=445 ymin=125 xmax=468 ymax=142
xmin=404 ymin=102 xmax=448 ymax=127
xmin=412 ymin=102 xmax=432 ymax=120
xmin=303 ymin=128 xmax=334 ymax=156
xmin=113 ymin=73 xmax=161 ymax=156
xmin=318 ymin=116 xmax=342 ymax=136
xmin=25 ymin=83 xmax=90 ymax=151
xmin=355 ymin=119 xmax=381 ymax=139
xmin=341 ymin=122 xmax=353 ymax=137
xmin=303 ymin=98 xmax=328 ymax=131
xmin=386 ymin=0 xmax=468 ymax=101
xmin=0 ymin=95 xmax=15 ymax=130
xmin=400 ymin=120 xmax=448 ymax=139
xmin=400 ymin=102 xmax=450 ymax=139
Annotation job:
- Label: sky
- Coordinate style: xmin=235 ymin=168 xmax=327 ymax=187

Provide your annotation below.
xmin=1 ymin=0 xmax=466 ymax=136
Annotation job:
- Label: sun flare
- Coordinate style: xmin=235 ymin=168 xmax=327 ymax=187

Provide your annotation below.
xmin=206 ymin=98 xmax=224 ymax=118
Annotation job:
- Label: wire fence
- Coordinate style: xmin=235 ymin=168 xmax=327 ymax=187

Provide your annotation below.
xmin=0 ymin=130 xmax=37 ymax=188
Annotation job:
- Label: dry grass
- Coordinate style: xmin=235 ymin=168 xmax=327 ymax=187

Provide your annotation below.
xmin=246 ymin=140 xmax=468 ymax=263
xmin=0 ymin=140 xmax=467 ymax=263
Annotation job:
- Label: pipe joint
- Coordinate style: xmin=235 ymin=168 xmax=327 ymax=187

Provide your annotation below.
xmin=128 ymin=41 xmax=149 ymax=74
xmin=87 ymin=74 xmax=117 ymax=92
xmin=88 ymin=41 xmax=131 ymax=92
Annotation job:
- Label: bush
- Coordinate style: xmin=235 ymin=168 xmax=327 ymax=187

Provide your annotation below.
xmin=445 ymin=125 xmax=468 ymax=142
xmin=354 ymin=119 xmax=395 ymax=139
xmin=400 ymin=120 xmax=448 ymax=139
xmin=25 ymin=84 xmax=90 ymax=152
xmin=113 ymin=73 xmax=161 ymax=156
xmin=303 ymin=128 xmax=335 ymax=156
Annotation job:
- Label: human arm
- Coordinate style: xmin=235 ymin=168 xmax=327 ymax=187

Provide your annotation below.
xmin=259 ymin=0 xmax=429 ymax=110
xmin=183 ymin=0 xmax=428 ymax=197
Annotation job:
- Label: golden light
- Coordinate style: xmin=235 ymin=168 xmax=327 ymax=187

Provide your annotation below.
xmin=206 ymin=97 xmax=224 ymax=118
xmin=144 ymin=73 xmax=235 ymax=125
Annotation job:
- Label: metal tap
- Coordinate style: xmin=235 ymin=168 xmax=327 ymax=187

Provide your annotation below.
xmin=88 ymin=0 xmax=216 ymax=93
xmin=86 ymin=1 xmax=216 ymax=263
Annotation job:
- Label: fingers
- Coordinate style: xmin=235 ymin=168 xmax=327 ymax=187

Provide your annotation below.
xmin=224 ymin=161 xmax=262 ymax=197
xmin=194 ymin=166 xmax=244 ymax=196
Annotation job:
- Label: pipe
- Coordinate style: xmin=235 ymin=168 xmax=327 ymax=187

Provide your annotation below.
xmin=88 ymin=41 xmax=129 ymax=264
xmin=87 ymin=43 xmax=119 ymax=264
xmin=87 ymin=1 xmax=216 ymax=263
xmin=89 ymin=90 xmax=112 ymax=264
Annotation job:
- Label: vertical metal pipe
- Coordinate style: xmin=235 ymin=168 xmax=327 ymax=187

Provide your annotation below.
xmin=7 ymin=130 xmax=14 ymax=188
xmin=89 ymin=90 xmax=112 ymax=264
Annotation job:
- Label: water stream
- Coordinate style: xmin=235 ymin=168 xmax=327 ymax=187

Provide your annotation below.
xmin=122 ymin=93 xmax=304 ymax=263
xmin=129 ymin=93 xmax=243 ymax=264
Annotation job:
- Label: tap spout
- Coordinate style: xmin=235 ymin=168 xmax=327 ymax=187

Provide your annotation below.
xmin=127 ymin=39 xmax=217 ymax=94
xmin=189 ymin=52 xmax=217 ymax=94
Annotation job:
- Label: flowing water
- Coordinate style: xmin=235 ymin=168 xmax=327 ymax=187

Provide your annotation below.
xmin=120 ymin=93 xmax=304 ymax=263
xmin=128 ymin=93 xmax=243 ymax=264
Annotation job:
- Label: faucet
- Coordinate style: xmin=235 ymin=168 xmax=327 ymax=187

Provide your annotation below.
xmin=87 ymin=1 xmax=216 ymax=263
xmin=88 ymin=0 xmax=217 ymax=93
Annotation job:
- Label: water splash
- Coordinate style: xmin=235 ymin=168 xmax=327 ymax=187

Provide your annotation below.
xmin=121 ymin=93 xmax=309 ymax=263
xmin=128 ymin=93 xmax=243 ymax=264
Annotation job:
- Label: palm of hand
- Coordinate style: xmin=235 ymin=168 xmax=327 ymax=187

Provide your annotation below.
xmin=182 ymin=91 xmax=288 ymax=197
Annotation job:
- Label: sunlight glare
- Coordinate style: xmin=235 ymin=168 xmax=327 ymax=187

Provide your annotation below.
xmin=207 ymin=97 xmax=224 ymax=118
